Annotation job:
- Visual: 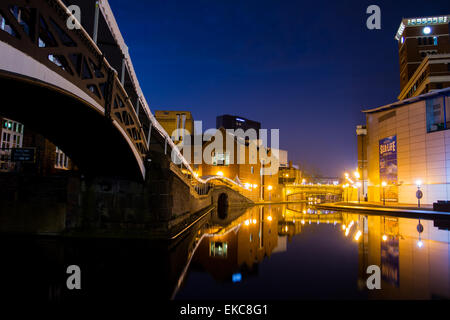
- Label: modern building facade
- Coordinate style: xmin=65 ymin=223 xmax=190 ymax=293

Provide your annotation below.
xmin=395 ymin=15 xmax=450 ymax=99
xmin=200 ymin=127 xmax=263 ymax=201
xmin=363 ymin=87 xmax=450 ymax=205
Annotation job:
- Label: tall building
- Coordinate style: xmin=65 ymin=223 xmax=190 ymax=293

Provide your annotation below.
xmin=216 ymin=115 xmax=261 ymax=135
xmin=395 ymin=15 xmax=450 ymax=100
xmin=154 ymin=110 xmax=194 ymax=142
xmin=363 ymin=88 xmax=450 ymax=205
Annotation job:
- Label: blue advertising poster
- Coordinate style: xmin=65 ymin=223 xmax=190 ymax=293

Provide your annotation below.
xmin=381 ymin=236 xmax=400 ymax=287
xmin=379 ymin=136 xmax=397 ymax=183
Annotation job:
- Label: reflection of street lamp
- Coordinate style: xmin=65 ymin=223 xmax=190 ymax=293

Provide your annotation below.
xmin=381 ymin=181 xmax=387 ymax=206
xmin=417 ymin=219 xmax=424 ymax=248
xmin=382 ymin=216 xmax=387 ymax=241
xmin=267 ymin=185 xmax=273 ymax=201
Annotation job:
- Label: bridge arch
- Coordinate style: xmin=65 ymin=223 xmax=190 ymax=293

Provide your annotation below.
xmin=0 ymin=0 xmax=151 ymax=179
xmin=217 ymin=193 xmax=229 ymax=219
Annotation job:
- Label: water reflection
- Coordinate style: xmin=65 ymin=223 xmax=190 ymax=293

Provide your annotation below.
xmin=1 ymin=204 xmax=449 ymax=302
xmin=175 ymin=204 xmax=450 ymax=300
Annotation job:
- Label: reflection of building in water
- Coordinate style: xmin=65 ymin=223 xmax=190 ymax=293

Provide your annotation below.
xmin=341 ymin=213 xmax=450 ymax=299
xmin=191 ymin=206 xmax=278 ymax=282
xmin=278 ymin=204 xmax=343 ymax=241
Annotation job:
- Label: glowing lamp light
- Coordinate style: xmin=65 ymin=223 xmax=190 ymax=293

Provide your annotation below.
xmin=342 ymin=224 xmax=346 ymax=230
xmin=193 ymin=172 xmax=199 ymax=178
xmin=382 ymin=234 xmax=388 ymax=241
xmin=244 ymin=183 xmax=251 ymax=190
xmin=232 ymin=273 xmax=242 ymax=283
xmin=252 ymin=219 xmax=257 ymax=224
xmin=345 ymin=221 xmax=354 ymax=237
xmin=354 ymin=171 xmax=360 ymax=179
xmin=354 ymin=230 xmax=362 ymax=241
xmin=301 ymin=220 xmax=305 ymax=225
xmin=253 ymin=184 xmax=258 ymax=189
xmin=267 ymin=215 xmax=273 ymax=222
xmin=417 ymin=240 xmax=424 ymax=248
xmin=423 ymin=26 xmax=431 ymax=34
xmin=356 ymin=182 xmax=362 ymax=187
xmin=267 ymin=185 xmax=273 ymax=191
xmin=244 ymin=219 xmax=250 ymax=226
xmin=381 ymin=181 xmax=387 ymax=187
xmin=416 ymin=180 xmax=422 ymax=187
xmin=217 ymin=171 xmax=224 ymax=177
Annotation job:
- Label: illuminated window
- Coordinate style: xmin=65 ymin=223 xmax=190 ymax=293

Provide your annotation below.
xmin=212 ymin=152 xmax=230 ymax=166
xmin=55 ymin=146 xmax=70 ymax=169
xmin=209 ymin=241 xmax=228 ymax=258
xmin=426 ymin=96 xmax=449 ymax=132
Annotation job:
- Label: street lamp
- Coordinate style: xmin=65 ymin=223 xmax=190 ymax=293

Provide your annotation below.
xmin=381 ymin=181 xmax=387 ymax=206
xmin=342 ymin=184 xmax=348 ymax=203
xmin=356 ymin=182 xmax=362 ymax=204
xmin=416 ymin=180 xmax=423 ymax=208
xmin=267 ymin=185 xmax=273 ymax=201
xmin=354 ymin=171 xmax=361 ymax=204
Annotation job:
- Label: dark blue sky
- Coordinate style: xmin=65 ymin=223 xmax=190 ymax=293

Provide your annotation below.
xmin=109 ymin=0 xmax=450 ymax=176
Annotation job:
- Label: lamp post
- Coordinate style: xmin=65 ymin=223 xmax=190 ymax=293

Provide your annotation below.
xmin=416 ymin=180 xmax=423 ymax=208
xmin=342 ymin=184 xmax=348 ymax=203
xmin=381 ymin=181 xmax=387 ymax=206
xmin=356 ymin=182 xmax=362 ymax=204
xmin=354 ymin=171 xmax=361 ymax=203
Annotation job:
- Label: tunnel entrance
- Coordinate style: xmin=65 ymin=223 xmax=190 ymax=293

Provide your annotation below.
xmin=217 ymin=193 xmax=229 ymax=219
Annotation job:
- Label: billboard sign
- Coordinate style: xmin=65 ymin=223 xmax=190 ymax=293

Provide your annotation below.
xmin=11 ymin=148 xmax=36 ymax=163
xmin=379 ymin=136 xmax=397 ymax=183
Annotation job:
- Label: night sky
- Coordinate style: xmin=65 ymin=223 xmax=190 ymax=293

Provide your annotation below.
xmin=109 ymin=0 xmax=450 ymax=177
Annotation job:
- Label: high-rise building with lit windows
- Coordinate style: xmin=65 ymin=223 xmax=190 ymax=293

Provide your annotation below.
xmin=395 ymin=15 xmax=450 ymax=100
